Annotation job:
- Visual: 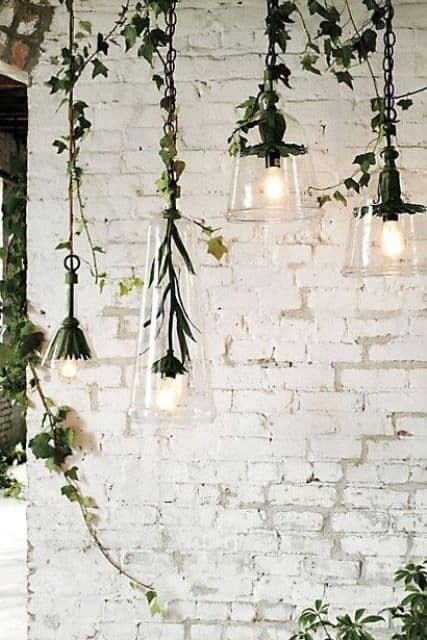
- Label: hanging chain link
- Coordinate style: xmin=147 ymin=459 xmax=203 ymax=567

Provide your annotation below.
xmin=163 ymin=0 xmax=178 ymax=197
xmin=265 ymin=0 xmax=278 ymax=71
xmin=383 ymin=0 xmax=397 ymax=139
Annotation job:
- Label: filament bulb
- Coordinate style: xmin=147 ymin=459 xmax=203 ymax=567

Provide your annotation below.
xmin=381 ymin=219 xmax=405 ymax=258
xmin=58 ymin=357 xmax=79 ymax=382
xmin=156 ymin=376 xmax=184 ymax=412
xmin=263 ymin=166 xmax=285 ymax=202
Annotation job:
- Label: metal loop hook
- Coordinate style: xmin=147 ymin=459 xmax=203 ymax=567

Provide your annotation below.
xmin=64 ymin=254 xmax=81 ymax=273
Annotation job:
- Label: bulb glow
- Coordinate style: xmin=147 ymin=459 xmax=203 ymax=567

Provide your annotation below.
xmin=381 ymin=220 xmax=405 ymax=257
xmin=156 ymin=376 xmax=184 ymax=412
xmin=263 ymin=166 xmax=285 ymax=202
xmin=58 ymin=358 xmax=79 ymax=382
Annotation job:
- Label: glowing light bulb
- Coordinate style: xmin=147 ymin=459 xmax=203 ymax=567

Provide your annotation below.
xmin=263 ymin=166 xmax=285 ymax=202
xmin=59 ymin=358 xmax=79 ymax=382
xmin=156 ymin=376 xmax=184 ymax=412
xmin=381 ymin=220 xmax=405 ymax=257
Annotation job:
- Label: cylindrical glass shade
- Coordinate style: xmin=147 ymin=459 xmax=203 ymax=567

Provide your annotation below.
xmin=129 ymin=213 xmax=216 ymax=424
xmin=342 ymin=206 xmax=427 ymax=277
xmin=228 ymin=113 xmax=318 ymax=223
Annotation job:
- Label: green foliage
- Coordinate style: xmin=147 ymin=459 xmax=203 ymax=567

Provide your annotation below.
xmin=289 ymin=561 xmax=427 ymax=640
xmin=48 ymin=1 xmax=133 ymax=289
xmin=389 ymin=562 xmax=427 ymax=640
xmin=228 ymin=0 xmax=426 ymax=206
xmin=0 ymin=444 xmax=26 ymax=498
xmin=119 ymin=276 xmax=143 ymax=297
xmin=289 ymin=598 xmax=383 ymax=640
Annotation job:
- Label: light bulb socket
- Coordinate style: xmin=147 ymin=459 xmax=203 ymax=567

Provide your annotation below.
xmin=382 ymin=213 xmax=398 ymax=223
xmin=265 ymin=151 xmax=281 ymax=169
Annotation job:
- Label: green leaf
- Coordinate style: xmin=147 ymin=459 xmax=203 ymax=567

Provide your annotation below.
xmin=174 ymin=160 xmax=186 ymax=180
xmin=61 ymin=485 xmax=79 ymax=502
xmin=138 ymin=41 xmax=155 ymax=65
xmin=122 ymin=23 xmax=137 ymax=51
xmin=354 ymin=152 xmax=376 ymax=173
xmin=333 ymin=190 xmax=347 ymax=206
xmin=45 ymin=457 xmax=59 ymax=472
xmin=146 ymin=590 xmax=157 ymax=604
xmin=207 ymin=236 xmax=228 ymax=262
xmin=153 ymin=74 xmax=164 ymax=90
xmin=301 ymin=53 xmax=321 ymax=76
xmin=79 ymin=20 xmax=92 ymax=34
xmin=29 ymin=433 xmax=54 ymax=460
xmin=397 ymin=98 xmax=413 ymax=111
xmin=84 ymin=511 xmax=96 ymax=524
xmin=64 ymin=466 xmax=79 ymax=481
xmin=0 ymin=343 xmax=15 ymax=367
xmin=317 ymin=194 xmax=332 ymax=207
xmin=55 ymin=241 xmax=72 ymax=251
xmin=91 ymin=58 xmax=108 ymax=79
xmin=53 ymin=139 xmax=68 ymax=154
xmin=335 ymin=70 xmax=354 ymax=89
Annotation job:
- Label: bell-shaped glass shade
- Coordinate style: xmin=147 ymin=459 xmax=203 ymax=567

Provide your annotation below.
xmin=129 ymin=213 xmax=216 ymax=424
xmin=42 ymin=319 xmax=97 ymax=383
xmin=342 ymin=206 xmax=427 ymax=277
xmin=228 ymin=113 xmax=318 ymax=223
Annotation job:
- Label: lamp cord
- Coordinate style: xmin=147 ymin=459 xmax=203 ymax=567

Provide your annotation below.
xmin=383 ymin=0 xmax=397 ymax=147
xmin=68 ymin=0 xmax=75 ymax=255
xmin=163 ymin=0 xmax=179 ymax=205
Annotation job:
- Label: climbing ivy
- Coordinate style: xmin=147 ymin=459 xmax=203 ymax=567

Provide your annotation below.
xmin=230 ymin=0 xmax=427 ymax=207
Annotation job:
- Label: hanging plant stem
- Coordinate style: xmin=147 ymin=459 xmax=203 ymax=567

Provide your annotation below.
xmin=29 ymin=364 xmax=159 ymax=613
xmin=51 ymin=0 xmax=132 ymax=288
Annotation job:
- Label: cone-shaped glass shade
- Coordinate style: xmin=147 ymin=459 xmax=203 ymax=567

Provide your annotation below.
xmin=343 ymin=206 xmax=427 ymax=277
xmin=228 ymin=113 xmax=318 ymax=223
xmin=129 ymin=213 xmax=216 ymax=424
xmin=42 ymin=318 xmax=97 ymax=383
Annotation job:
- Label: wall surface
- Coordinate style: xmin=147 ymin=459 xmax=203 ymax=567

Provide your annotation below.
xmin=24 ymin=1 xmax=427 ymax=639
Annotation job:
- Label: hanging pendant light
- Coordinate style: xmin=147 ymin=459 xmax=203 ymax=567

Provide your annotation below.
xmin=42 ymin=255 xmax=96 ymax=382
xmin=227 ymin=1 xmax=318 ymax=223
xmin=129 ymin=2 xmax=216 ymax=425
xmin=42 ymin=1 xmax=96 ymax=381
xmin=343 ymin=0 xmax=427 ymax=277
xmin=129 ymin=210 xmax=215 ymax=423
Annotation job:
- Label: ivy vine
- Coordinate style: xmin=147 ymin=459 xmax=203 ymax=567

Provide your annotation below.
xmin=1 ymin=0 xmax=425 ymax=621
xmin=230 ymin=0 xmax=427 ymax=207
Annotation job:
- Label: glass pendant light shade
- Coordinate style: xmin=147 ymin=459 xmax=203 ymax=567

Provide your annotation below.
xmin=343 ymin=147 xmax=427 ymax=277
xmin=343 ymin=205 xmax=427 ymax=277
xmin=129 ymin=212 xmax=216 ymax=425
xmin=42 ymin=255 xmax=97 ymax=382
xmin=228 ymin=112 xmax=318 ymax=223
xmin=42 ymin=319 xmax=97 ymax=382
xmin=343 ymin=1 xmax=427 ymax=278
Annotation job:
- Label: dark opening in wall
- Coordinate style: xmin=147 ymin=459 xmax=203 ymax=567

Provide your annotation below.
xmin=0 ymin=72 xmax=27 ymax=450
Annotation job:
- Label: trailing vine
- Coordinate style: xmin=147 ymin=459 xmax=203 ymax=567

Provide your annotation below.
xmin=1 ymin=0 xmax=228 ymax=614
xmin=229 ymin=0 xmax=427 ymax=208
xmin=2 ymin=0 xmax=424 ymax=620
xmin=50 ymin=0 xmax=140 ymax=293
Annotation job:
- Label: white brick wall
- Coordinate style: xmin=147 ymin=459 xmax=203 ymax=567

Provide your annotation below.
xmin=25 ymin=1 xmax=426 ymax=639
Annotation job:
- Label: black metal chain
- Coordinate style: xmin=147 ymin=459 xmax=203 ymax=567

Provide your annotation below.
xmin=383 ymin=0 xmax=397 ymax=145
xmin=163 ymin=0 xmax=178 ymax=199
xmin=265 ymin=0 xmax=278 ymax=71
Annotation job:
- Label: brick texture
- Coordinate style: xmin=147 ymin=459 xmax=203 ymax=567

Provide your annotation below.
xmin=10 ymin=0 xmax=427 ymax=638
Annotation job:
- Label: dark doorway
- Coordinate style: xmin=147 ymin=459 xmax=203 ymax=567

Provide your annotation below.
xmin=0 ymin=72 xmax=28 ymax=450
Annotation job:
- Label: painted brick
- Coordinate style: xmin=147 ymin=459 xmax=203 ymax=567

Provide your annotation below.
xmin=19 ymin=1 xmax=427 ymax=638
